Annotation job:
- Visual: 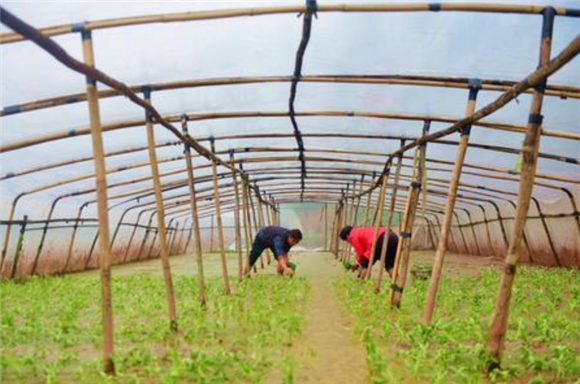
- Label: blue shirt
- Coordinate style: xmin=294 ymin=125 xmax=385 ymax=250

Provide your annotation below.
xmin=257 ymin=226 xmax=292 ymax=257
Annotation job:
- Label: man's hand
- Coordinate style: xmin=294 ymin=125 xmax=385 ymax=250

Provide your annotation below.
xmin=351 ymin=263 xmax=360 ymax=272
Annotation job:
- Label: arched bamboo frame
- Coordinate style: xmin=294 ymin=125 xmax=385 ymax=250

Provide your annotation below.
xmin=1 ymin=2 xmax=580 ymax=376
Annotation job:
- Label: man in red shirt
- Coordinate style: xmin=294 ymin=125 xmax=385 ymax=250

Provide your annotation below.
xmin=339 ymin=225 xmax=399 ymax=278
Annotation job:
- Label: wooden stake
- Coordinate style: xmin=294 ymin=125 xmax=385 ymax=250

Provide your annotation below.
xmin=9 ymin=215 xmax=27 ymax=279
xmin=143 ymin=88 xmax=178 ymax=331
xmin=365 ymin=172 xmax=389 ymax=279
xmin=375 ymin=144 xmax=405 ymax=291
xmin=182 ymin=116 xmax=207 ymax=305
xmin=423 ymin=79 xmax=481 ymax=324
xmin=63 ymin=203 xmax=88 ymax=273
xmin=229 ymin=151 xmax=243 ymax=281
xmin=209 ymin=138 xmax=231 ymax=294
xmin=81 ymin=30 xmax=115 ymax=375
xmin=486 ymin=7 xmax=555 ymax=369
xmin=390 ymin=123 xmax=430 ymax=308
xmin=240 ymin=174 xmax=252 ymax=274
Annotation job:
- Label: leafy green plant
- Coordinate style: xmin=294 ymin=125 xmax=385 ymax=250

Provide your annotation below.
xmin=335 ymin=265 xmax=580 ymax=384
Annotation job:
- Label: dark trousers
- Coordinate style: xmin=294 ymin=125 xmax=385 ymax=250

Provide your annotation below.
xmin=359 ymin=231 xmax=399 ymax=271
xmin=249 ymin=236 xmax=273 ymax=268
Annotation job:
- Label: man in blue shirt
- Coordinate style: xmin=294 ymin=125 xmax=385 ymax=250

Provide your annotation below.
xmin=245 ymin=226 xmax=303 ymax=277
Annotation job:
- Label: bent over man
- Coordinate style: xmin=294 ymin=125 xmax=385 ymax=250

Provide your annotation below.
xmin=339 ymin=225 xmax=399 ymax=278
xmin=245 ymin=226 xmax=302 ymax=277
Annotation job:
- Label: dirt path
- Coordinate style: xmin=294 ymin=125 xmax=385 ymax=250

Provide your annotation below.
xmin=287 ymin=252 xmax=370 ymax=384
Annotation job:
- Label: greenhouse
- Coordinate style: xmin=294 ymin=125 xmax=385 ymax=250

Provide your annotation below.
xmin=0 ymin=1 xmax=579 ymax=383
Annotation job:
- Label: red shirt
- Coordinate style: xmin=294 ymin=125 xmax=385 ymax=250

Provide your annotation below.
xmin=348 ymin=227 xmax=385 ymax=264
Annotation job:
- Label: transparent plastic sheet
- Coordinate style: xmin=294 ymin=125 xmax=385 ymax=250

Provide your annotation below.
xmin=1 ymin=0 xmax=579 ymax=277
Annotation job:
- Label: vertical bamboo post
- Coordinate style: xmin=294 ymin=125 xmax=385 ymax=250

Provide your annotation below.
xmin=10 ymin=215 xmax=28 ymax=279
xmin=109 ymin=209 xmax=131 ymax=257
xmin=31 ymin=197 xmax=61 ymax=275
xmin=324 ymin=203 xmax=328 ymax=251
xmin=229 ymin=151 xmax=244 ymax=281
xmin=329 ymin=205 xmax=338 ymax=255
xmin=257 ymin=195 xmax=272 ymax=265
xmin=85 ymin=228 xmax=100 ymax=269
xmin=241 ymin=174 xmax=252 ymax=274
xmin=333 ymin=198 xmax=344 ymax=257
xmin=339 ymin=183 xmax=352 ymax=262
xmin=0 ymin=196 xmax=23 ymax=273
xmin=486 ymin=7 xmax=555 ymax=369
xmin=181 ymin=117 xmax=206 ymax=305
xmin=375 ymin=143 xmax=405 ymax=291
xmin=248 ymin=185 xmax=264 ymax=269
xmin=63 ymin=203 xmax=88 ymax=273
xmin=143 ymin=87 xmax=178 ymax=331
xmin=364 ymin=172 xmax=389 ymax=279
xmin=346 ymin=177 xmax=365 ymax=261
xmin=423 ymin=78 xmax=482 ymax=324
xmin=209 ymin=138 xmax=231 ymax=294
xmin=390 ymin=123 xmax=429 ymax=308
xmin=168 ymin=221 xmax=180 ymax=255
xmin=136 ymin=212 xmax=155 ymax=261
xmin=81 ymin=29 xmax=115 ymax=375
xmin=122 ymin=211 xmax=143 ymax=262
xmin=209 ymin=214 xmax=214 ymax=253
xmin=362 ymin=174 xmax=376 ymax=226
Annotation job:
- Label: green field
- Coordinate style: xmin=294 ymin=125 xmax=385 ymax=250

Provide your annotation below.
xmin=1 ymin=252 xmax=579 ymax=384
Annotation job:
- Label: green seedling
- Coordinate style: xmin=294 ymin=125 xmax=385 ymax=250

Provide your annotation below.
xmin=343 ymin=261 xmax=353 ymax=271
xmin=287 ymin=261 xmax=297 ymax=272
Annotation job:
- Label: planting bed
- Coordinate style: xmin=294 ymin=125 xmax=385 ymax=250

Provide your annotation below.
xmin=336 ymin=264 xmax=580 ymax=384
xmin=0 ymin=256 xmax=309 ymax=384
xmin=2 ymin=251 xmax=579 ymax=384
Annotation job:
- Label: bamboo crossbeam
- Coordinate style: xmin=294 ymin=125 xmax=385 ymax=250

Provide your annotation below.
xmin=3 ymin=74 xmax=579 ymax=117
xmin=4 ymin=110 xmax=579 ymax=155
xmin=2 ymin=3 xmax=578 ymax=44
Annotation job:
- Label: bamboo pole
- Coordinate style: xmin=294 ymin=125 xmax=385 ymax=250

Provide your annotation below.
xmin=63 ymin=203 xmax=88 ymax=273
xmin=375 ymin=143 xmax=405 ymax=291
xmin=324 ymin=203 xmax=328 ymax=251
xmin=4 ymin=109 xmax=580 ymax=155
xmin=2 ymin=74 xmax=579 ymax=118
xmin=345 ymin=178 xmax=365 ymax=261
xmin=390 ymin=124 xmax=429 ymax=308
xmin=207 ymin=214 xmax=213 ymax=252
xmin=247 ymin=183 xmax=263 ymax=269
xmin=122 ymin=211 xmax=144 ymax=262
xmin=210 ymin=138 xmax=231 ymax=294
xmin=168 ymin=221 xmax=180 ymax=255
xmin=486 ymin=7 xmax=556 ymax=370
xmin=423 ymin=79 xmax=482 ymax=324
xmin=229 ymin=151 xmax=243 ymax=281
xmin=9 ymin=216 xmax=28 ymax=279
xmin=341 ymin=183 xmax=355 ymax=262
xmin=364 ymin=172 xmax=389 ymax=279
xmin=241 ymin=174 xmax=253 ymax=275
xmin=2 ymin=3 xmax=579 ymax=44
xmin=143 ymin=88 xmax=178 ymax=331
xmin=257 ymin=196 xmax=271 ymax=265
xmin=30 ymin=197 xmax=61 ymax=275
xmin=181 ymin=116 xmax=207 ymax=305
xmin=81 ymin=29 xmax=115 ymax=375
